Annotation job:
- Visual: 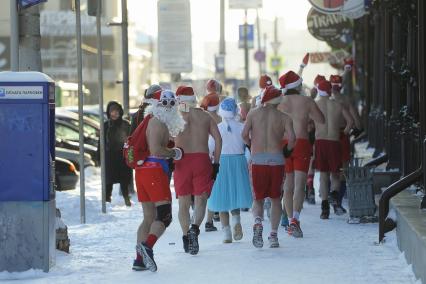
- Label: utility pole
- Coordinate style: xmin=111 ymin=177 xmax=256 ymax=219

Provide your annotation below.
xmin=271 ymin=17 xmax=281 ymax=82
xmin=121 ymin=0 xmax=129 ymax=118
xmin=219 ymin=0 xmax=226 ymax=83
xmin=18 ymin=4 xmax=42 ymax=71
xmin=243 ymin=9 xmax=249 ymax=88
xmin=256 ymin=9 xmax=262 ymax=77
xmin=75 ymin=0 xmax=86 ymax=224
xmin=92 ymin=0 xmax=107 ymax=214
xmin=10 ymin=0 xmax=19 ymax=71
xmin=263 ymin=32 xmax=267 ymax=73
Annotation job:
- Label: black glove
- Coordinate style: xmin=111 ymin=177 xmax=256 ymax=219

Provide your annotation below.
xmin=245 ymin=144 xmax=251 ymax=152
xmin=212 ymin=163 xmax=220 ymax=181
xmin=350 ymin=128 xmax=363 ymax=138
xmin=282 ymin=144 xmax=293 ymax=158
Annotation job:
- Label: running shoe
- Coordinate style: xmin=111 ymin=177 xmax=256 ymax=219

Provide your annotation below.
xmin=252 ymin=223 xmax=264 ymax=248
xmin=187 ymin=225 xmax=200 ymax=255
xmin=182 ymin=235 xmax=189 ymax=253
xmin=320 ymin=200 xmax=330 ymax=219
xmin=288 ymin=218 xmax=303 ymax=238
xmin=223 ymin=226 xmax=232 ymax=243
xmin=233 ymin=223 xmax=243 ymax=241
xmin=268 ymin=233 xmax=279 ymax=248
xmin=280 ymin=215 xmax=289 ymax=230
xmin=205 ymin=221 xmax=218 ymax=232
xmin=132 ymin=254 xmax=148 ymax=271
xmin=136 ymin=243 xmax=157 ymax=272
xmin=333 ymin=204 xmax=347 ymax=215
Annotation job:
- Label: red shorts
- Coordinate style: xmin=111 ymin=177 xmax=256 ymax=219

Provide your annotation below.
xmin=340 ymin=132 xmax=350 ymax=163
xmin=174 ymin=153 xmax=213 ymax=197
xmin=135 ymin=162 xmax=171 ymax=203
xmin=314 ymin=140 xmax=342 ymax=173
xmin=251 ymin=164 xmax=284 ymax=200
xmin=284 ymin=139 xmax=313 ymax=173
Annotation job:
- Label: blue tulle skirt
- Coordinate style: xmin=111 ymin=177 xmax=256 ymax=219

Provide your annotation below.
xmin=208 ymin=154 xmax=253 ymax=212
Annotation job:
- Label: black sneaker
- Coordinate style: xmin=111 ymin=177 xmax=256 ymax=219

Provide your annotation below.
xmin=182 ymin=235 xmax=189 ymax=253
xmin=124 ymin=196 xmax=131 ymax=207
xmin=329 ymin=191 xmax=339 ymax=206
xmin=213 ymin=212 xmax=220 ymax=222
xmin=132 ymin=258 xmax=148 ymax=271
xmin=205 ymin=221 xmax=218 ymax=232
xmin=136 ymin=242 xmax=157 ymax=272
xmin=333 ymin=204 xmax=347 ymax=215
xmin=307 ymin=187 xmax=316 ymax=205
xmin=187 ymin=225 xmax=200 ymax=255
xmin=320 ymin=200 xmax=330 ymax=219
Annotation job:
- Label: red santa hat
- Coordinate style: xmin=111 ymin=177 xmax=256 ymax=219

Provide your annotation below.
xmin=279 ymin=71 xmax=303 ymax=94
xmin=317 ymin=80 xmax=332 ymax=97
xmin=259 ymin=75 xmax=273 ymax=89
xmin=206 ymin=79 xmax=221 ymax=94
xmin=261 ymin=85 xmax=282 ymax=104
xmin=200 ymin=93 xmax=220 ymax=111
xmin=176 ymin=85 xmax=196 ymax=102
xmin=329 ymin=75 xmax=343 ymax=92
xmin=314 ymin=75 xmax=326 ymax=87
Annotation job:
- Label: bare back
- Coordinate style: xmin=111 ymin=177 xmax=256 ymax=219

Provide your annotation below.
xmin=314 ymin=97 xmax=346 ymax=141
xmin=333 ymin=93 xmax=362 ymax=130
xmin=175 ymin=108 xmax=213 ymax=153
xmin=278 ymin=95 xmax=324 ymax=139
xmin=243 ymin=105 xmax=293 ymax=155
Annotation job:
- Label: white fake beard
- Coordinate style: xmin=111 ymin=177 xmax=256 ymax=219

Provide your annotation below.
xmin=146 ymin=105 xmax=186 ymax=137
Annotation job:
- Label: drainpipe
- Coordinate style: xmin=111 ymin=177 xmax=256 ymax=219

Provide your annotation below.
xmin=418 ymin=0 xmax=426 ymax=209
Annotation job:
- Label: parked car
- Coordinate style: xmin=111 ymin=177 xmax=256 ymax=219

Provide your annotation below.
xmin=64 ymin=105 xmax=107 ymax=123
xmin=55 ymin=118 xmax=98 ymax=147
xmin=55 ymin=157 xmax=79 ymax=191
xmin=56 ymin=108 xmax=100 ymax=138
xmin=56 ymin=146 xmax=95 ymax=171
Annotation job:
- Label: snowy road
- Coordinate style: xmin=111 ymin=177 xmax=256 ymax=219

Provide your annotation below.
xmin=0 ymin=167 xmax=420 ymax=284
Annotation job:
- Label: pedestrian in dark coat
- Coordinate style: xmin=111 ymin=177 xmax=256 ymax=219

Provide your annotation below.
xmin=102 ymin=101 xmax=132 ymax=206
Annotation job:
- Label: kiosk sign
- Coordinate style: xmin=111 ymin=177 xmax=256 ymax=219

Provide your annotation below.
xmin=307 ymin=8 xmax=352 ymax=42
xmin=0 ymin=86 xmax=43 ymax=99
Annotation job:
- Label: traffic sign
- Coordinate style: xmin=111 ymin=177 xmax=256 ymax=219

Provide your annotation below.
xmin=238 ymin=25 xmax=254 ymax=49
xmin=158 ymin=0 xmax=193 ymax=73
xmin=254 ymin=50 xmax=265 ymax=62
xmin=229 ymin=0 xmax=262 ymax=9
xmin=270 ymin=41 xmax=281 ymax=54
xmin=269 ymin=56 xmax=283 ymax=72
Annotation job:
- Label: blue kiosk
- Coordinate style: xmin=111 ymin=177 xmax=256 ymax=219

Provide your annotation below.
xmin=0 ymin=72 xmax=56 ymax=272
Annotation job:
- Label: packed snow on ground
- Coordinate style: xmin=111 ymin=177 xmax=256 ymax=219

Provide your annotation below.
xmin=0 ymin=165 xmax=421 ymax=284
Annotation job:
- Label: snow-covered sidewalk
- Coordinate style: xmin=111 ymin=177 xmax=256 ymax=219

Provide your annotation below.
xmin=0 ymin=167 xmax=420 ymax=284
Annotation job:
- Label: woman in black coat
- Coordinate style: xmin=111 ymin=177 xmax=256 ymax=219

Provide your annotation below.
xmin=102 ymin=101 xmax=132 ymax=206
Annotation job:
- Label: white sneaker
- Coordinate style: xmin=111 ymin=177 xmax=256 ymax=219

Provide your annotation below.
xmin=233 ymin=223 xmax=243 ymax=241
xmin=223 ymin=226 xmax=232 ymax=243
xmin=268 ymin=234 xmax=279 ymax=248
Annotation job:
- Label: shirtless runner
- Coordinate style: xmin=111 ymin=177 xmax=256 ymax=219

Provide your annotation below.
xmin=277 ymin=70 xmax=325 ymax=238
xmin=242 ymin=85 xmax=295 ymax=248
xmin=313 ymin=80 xmax=353 ymax=219
xmin=174 ymin=85 xmax=222 ymax=255
xmin=133 ymin=90 xmax=186 ymax=272
xmin=330 ymin=73 xmax=363 ymax=212
xmin=200 ymin=79 xmax=222 ymax=231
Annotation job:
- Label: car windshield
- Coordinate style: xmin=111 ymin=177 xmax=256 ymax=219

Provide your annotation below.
xmin=66 ymin=120 xmax=97 ymax=137
xmin=56 ymin=124 xmax=79 ymax=141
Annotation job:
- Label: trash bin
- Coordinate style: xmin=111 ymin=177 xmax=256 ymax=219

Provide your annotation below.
xmin=0 ymin=72 xmax=56 ymax=272
xmin=345 ymin=163 xmax=377 ymax=221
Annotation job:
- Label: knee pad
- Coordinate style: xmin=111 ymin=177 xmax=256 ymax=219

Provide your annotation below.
xmin=156 ymin=204 xmax=172 ymax=227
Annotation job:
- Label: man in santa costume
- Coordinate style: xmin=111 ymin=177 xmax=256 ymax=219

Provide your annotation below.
xmin=251 ymin=74 xmax=273 ymax=108
xmin=174 ymin=85 xmax=222 ymax=255
xmin=133 ymin=89 xmax=186 ymax=272
xmin=278 ymin=70 xmax=325 ymax=238
xmin=313 ymin=80 xmax=353 ymax=219
xmin=242 ymin=85 xmax=295 ymax=248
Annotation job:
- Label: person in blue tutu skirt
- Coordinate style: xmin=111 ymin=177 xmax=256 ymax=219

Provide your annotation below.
xmin=208 ymin=97 xmax=253 ymax=243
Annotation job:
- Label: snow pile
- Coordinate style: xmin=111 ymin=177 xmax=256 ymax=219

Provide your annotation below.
xmin=0 ymin=167 xmax=420 ymax=284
